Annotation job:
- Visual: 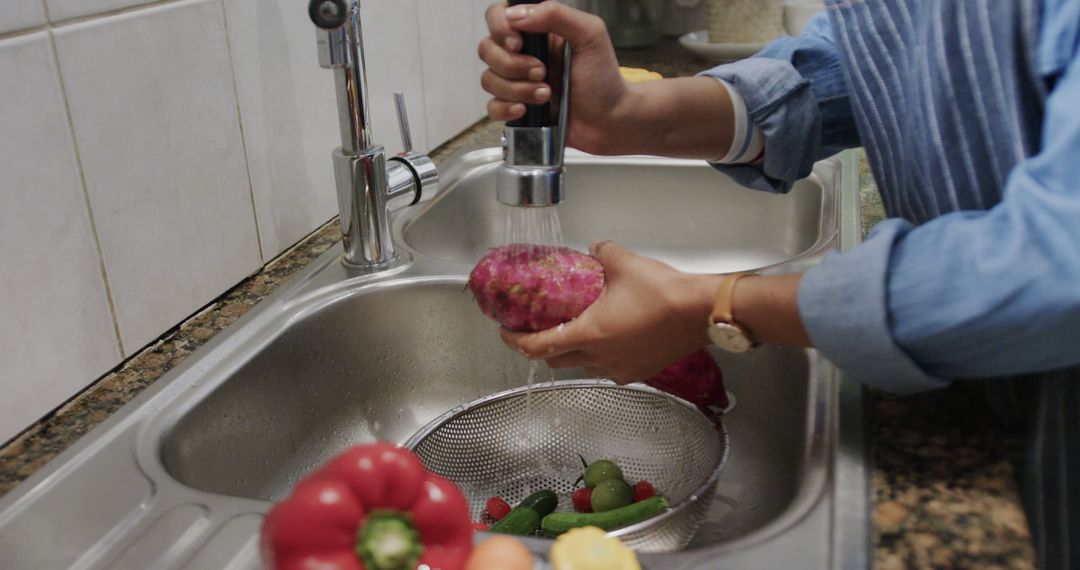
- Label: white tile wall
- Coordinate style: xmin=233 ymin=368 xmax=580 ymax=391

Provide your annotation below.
xmin=0 ymin=0 xmax=46 ymax=34
xmin=417 ymin=0 xmax=489 ymax=146
xmin=223 ymin=0 xmax=340 ymax=260
xmin=360 ymin=0 xmax=431 ymax=155
xmin=0 ymin=0 xmax=491 ymax=442
xmin=45 ymin=0 xmax=157 ymax=23
xmin=0 ymin=33 xmax=121 ymax=442
xmin=53 ymin=0 xmax=262 ymax=352
xmin=473 ymin=0 xmax=495 ymax=117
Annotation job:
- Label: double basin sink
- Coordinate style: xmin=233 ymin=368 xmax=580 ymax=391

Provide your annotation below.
xmin=0 ymin=148 xmax=867 ymax=569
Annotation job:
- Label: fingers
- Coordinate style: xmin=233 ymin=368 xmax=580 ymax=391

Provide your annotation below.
xmin=589 ymin=240 xmax=635 ymax=275
xmin=477 ymin=17 xmax=549 ymax=123
xmin=488 ymin=99 xmax=526 ymax=121
xmin=484 ymin=2 xmax=521 ymax=53
xmin=477 ymin=36 xmax=546 ymax=81
xmin=500 ymin=326 xmax=576 ymax=360
xmin=481 ymin=70 xmax=551 ymax=105
xmin=503 ymin=1 xmax=608 ymax=49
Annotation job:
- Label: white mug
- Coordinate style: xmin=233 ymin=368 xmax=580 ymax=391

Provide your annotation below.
xmin=783 ymin=0 xmax=825 ymax=36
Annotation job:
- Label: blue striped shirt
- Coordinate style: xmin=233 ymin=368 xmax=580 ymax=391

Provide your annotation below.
xmin=702 ymin=0 xmax=1079 ymax=564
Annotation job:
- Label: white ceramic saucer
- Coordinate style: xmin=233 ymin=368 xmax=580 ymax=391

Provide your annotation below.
xmin=678 ymin=30 xmax=767 ymax=63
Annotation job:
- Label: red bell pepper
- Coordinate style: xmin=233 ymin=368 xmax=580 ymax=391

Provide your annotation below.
xmin=261 ymin=442 xmax=473 ymax=570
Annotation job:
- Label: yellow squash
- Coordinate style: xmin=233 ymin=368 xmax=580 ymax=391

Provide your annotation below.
xmin=549 ymin=526 xmax=641 ymax=570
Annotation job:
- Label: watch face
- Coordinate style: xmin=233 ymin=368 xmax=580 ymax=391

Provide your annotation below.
xmin=708 ymin=323 xmax=754 ymax=353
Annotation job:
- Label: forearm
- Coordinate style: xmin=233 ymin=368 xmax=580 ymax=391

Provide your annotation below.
xmin=609 ymin=77 xmax=735 ymax=160
xmin=733 ymin=274 xmax=810 ymax=347
xmin=679 ymin=273 xmax=812 ymax=348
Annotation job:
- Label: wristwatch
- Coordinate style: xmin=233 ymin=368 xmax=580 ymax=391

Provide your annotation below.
xmin=708 ymin=273 xmax=758 ymax=353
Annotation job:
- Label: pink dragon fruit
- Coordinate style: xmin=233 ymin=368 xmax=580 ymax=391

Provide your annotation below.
xmin=468 ymin=244 xmax=729 ymax=410
xmin=468 ymin=244 xmax=606 ymax=332
xmin=648 ymin=348 xmax=729 ymax=410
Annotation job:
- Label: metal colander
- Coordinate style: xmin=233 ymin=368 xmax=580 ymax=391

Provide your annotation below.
xmin=403 ymin=380 xmax=729 ymax=552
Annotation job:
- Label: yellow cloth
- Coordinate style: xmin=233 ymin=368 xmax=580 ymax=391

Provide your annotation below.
xmin=618 ymin=67 xmax=663 ymax=83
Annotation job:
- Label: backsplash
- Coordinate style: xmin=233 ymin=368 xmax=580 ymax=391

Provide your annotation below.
xmin=0 ymin=0 xmax=491 ymax=443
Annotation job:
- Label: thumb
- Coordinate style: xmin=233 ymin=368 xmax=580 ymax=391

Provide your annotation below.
xmin=500 ymin=321 xmax=580 ymax=360
xmin=590 ymin=240 xmax=635 ymax=276
xmin=504 ymin=1 xmax=608 ymax=49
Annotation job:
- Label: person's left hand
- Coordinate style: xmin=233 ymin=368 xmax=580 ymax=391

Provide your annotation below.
xmin=500 ymin=241 xmax=721 ymax=383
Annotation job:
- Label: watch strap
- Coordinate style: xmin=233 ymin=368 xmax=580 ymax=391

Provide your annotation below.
xmin=711 ymin=272 xmax=755 ymax=325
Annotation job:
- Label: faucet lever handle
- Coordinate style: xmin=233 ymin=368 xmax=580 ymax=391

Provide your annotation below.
xmin=393 ymin=92 xmax=414 ymax=154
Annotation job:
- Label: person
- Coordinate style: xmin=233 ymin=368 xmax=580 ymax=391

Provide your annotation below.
xmin=479 ymin=0 xmax=1079 ymax=566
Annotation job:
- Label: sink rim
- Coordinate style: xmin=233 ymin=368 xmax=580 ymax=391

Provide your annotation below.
xmin=396 ymin=147 xmax=841 ymax=276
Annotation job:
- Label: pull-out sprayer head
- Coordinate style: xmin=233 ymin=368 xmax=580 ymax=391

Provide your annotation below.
xmin=497 ymin=34 xmax=572 ymax=207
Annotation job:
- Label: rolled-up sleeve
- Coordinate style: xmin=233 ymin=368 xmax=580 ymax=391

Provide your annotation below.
xmin=699 ymin=12 xmax=859 ymax=193
xmin=799 ymin=52 xmax=1080 ymax=393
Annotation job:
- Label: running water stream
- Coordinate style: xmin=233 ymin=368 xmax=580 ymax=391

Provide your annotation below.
xmin=503 ymin=205 xmax=566 ymax=484
xmin=502 ymin=205 xmax=565 ymax=252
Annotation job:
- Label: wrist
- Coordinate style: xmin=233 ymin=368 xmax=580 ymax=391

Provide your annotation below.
xmin=673 ymin=273 xmax=725 ymax=333
xmin=730 ymin=274 xmax=812 ymax=347
xmin=602 ymin=83 xmax=647 ymax=154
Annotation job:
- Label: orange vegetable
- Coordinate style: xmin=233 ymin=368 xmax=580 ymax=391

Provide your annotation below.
xmin=465 ymin=535 xmax=534 ymax=570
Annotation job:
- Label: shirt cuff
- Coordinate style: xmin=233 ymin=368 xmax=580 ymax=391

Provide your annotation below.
xmin=698 ymin=57 xmax=821 ymax=194
xmin=797 ymin=219 xmax=952 ymax=394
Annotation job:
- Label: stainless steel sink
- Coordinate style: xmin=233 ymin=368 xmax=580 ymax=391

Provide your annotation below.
xmin=0 ymin=148 xmax=867 ymax=569
xmin=161 ymin=279 xmax=810 ymax=541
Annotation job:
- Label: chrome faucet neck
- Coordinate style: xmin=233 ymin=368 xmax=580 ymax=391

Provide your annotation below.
xmin=310 ymin=0 xmax=438 ymax=270
xmin=314 ymin=0 xmax=372 ymax=152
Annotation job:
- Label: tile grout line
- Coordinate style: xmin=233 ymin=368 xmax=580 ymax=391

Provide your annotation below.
xmin=0 ymin=1 xmax=188 ymax=42
xmin=45 ymin=0 xmax=187 ymax=29
xmin=217 ymin=0 xmax=266 ymax=265
xmin=0 ymin=0 xmax=48 ymax=41
xmin=0 ymin=25 xmax=48 ymax=42
xmin=46 ymin=28 xmax=127 ymax=359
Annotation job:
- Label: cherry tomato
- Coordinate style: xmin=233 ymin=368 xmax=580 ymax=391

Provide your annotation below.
xmin=486 ymin=496 xmax=512 ymax=521
xmin=633 ymin=480 xmax=657 ymax=502
xmin=572 ymin=487 xmax=593 ymax=513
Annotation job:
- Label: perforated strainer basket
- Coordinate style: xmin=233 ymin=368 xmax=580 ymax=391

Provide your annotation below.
xmin=403 ymin=380 xmax=729 ymax=552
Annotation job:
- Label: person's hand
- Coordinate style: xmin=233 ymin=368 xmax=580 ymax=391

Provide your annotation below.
xmin=500 ymin=242 xmax=722 ymax=383
xmin=479 ymin=1 xmax=628 ymax=154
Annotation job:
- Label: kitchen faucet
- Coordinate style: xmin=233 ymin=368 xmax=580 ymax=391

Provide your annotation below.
xmin=308 ymin=0 xmax=438 ymax=270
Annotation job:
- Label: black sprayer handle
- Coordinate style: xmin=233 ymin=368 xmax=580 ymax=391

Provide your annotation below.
xmin=507 ymin=0 xmax=551 ymax=128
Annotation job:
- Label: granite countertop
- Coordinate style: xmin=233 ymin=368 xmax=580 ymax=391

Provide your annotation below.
xmin=0 ymin=39 xmax=1035 ymax=569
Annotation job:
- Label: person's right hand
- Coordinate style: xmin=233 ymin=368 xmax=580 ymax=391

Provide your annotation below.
xmin=479 ymin=1 xmax=628 ymax=155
